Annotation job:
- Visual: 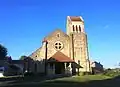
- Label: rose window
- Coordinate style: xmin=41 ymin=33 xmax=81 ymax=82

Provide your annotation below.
xmin=54 ymin=41 xmax=63 ymax=50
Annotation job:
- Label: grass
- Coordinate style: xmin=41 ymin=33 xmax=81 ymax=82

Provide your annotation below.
xmin=1 ymin=74 xmax=120 ymax=87
xmin=0 ymin=75 xmax=23 ymax=78
xmin=46 ymin=74 xmax=111 ymax=82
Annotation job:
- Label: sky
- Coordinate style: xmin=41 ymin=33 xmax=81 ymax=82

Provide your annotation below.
xmin=0 ymin=0 xmax=120 ymax=68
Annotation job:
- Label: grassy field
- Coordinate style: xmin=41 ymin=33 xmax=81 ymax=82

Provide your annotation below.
xmin=44 ymin=74 xmax=111 ymax=82
xmin=2 ymin=74 xmax=120 ymax=87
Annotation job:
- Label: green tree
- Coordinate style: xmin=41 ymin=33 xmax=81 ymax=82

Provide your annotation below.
xmin=0 ymin=44 xmax=7 ymax=60
xmin=20 ymin=55 xmax=27 ymax=60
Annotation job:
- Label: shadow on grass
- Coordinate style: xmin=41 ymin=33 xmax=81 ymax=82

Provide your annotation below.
xmin=1 ymin=75 xmax=120 ymax=87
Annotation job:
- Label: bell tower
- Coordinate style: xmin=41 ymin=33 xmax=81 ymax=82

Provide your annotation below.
xmin=66 ymin=16 xmax=91 ymax=73
xmin=66 ymin=16 xmax=84 ymax=35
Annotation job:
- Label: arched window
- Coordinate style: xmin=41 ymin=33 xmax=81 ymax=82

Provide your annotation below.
xmin=73 ymin=25 xmax=75 ymax=31
xmin=57 ymin=33 xmax=60 ymax=37
xmin=76 ymin=25 xmax=78 ymax=32
xmin=79 ymin=25 xmax=81 ymax=32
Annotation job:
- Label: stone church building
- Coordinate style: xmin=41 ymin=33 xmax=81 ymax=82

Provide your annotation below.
xmin=25 ymin=16 xmax=102 ymax=75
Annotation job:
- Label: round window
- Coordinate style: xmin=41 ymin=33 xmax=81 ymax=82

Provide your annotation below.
xmin=54 ymin=41 xmax=63 ymax=51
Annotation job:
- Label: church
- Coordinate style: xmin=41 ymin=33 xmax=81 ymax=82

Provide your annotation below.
xmin=25 ymin=16 xmax=103 ymax=75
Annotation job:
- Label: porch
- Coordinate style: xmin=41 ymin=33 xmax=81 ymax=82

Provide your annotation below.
xmin=47 ymin=52 xmax=74 ymax=76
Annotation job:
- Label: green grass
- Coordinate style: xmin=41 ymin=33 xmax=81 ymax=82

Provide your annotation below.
xmin=39 ymin=75 xmax=118 ymax=87
xmin=0 ymin=75 xmax=23 ymax=78
xmin=103 ymin=70 xmax=120 ymax=77
xmin=46 ymin=74 xmax=111 ymax=82
xmin=3 ymin=74 xmax=120 ymax=87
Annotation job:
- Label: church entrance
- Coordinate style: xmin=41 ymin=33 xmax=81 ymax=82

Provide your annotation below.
xmin=47 ymin=51 xmax=74 ymax=75
xmin=55 ymin=62 xmax=65 ymax=74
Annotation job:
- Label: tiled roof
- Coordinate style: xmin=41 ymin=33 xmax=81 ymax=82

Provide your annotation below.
xmin=70 ymin=16 xmax=82 ymax=21
xmin=48 ymin=51 xmax=74 ymax=62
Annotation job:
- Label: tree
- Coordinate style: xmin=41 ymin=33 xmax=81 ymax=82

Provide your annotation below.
xmin=118 ymin=62 xmax=120 ymax=66
xmin=19 ymin=55 xmax=27 ymax=60
xmin=0 ymin=44 xmax=7 ymax=60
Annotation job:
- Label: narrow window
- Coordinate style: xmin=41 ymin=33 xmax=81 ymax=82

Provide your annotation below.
xmin=79 ymin=25 xmax=81 ymax=32
xmin=76 ymin=25 xmax=78 ymax=32
xmin=57 ymin=33 xmax=60 ymax=37
xmin=73 ymin=25 xmax=75 ymax=31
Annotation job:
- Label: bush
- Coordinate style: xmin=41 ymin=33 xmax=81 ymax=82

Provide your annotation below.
xmin=24 ymin=72 xmax=34 ymax=77
xmin=103 ymin=69 xmax=120 ymax=77
xmin=79 ymin=72 xmax=85 ymax=76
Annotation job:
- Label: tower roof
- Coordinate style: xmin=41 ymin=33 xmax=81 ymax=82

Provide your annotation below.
xmin=68 ymin=16 xmax=84 ymax=22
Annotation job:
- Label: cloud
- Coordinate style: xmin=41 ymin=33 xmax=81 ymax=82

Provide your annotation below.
xmin=104 ymin=25 xmax=109 ymax=29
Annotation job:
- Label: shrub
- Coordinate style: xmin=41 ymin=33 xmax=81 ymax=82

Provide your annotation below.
xmin=24 ymin=72 xmax=34 ymax=77
xmin=103 ymin=69 xmax=120 ymax=77
xmin=79 ymin=72 xmax=85 ymax=76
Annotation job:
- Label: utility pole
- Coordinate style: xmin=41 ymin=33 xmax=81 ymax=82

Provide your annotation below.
xmin=43 ymin=39 xmax=48 ymax=75
xmin=78 ymin=60 xmax=80 ymax=76
xmin=71 ymin=33 xmax=75 ymax=75
xmin=71 ymin=33 xmax=75 ymax=61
